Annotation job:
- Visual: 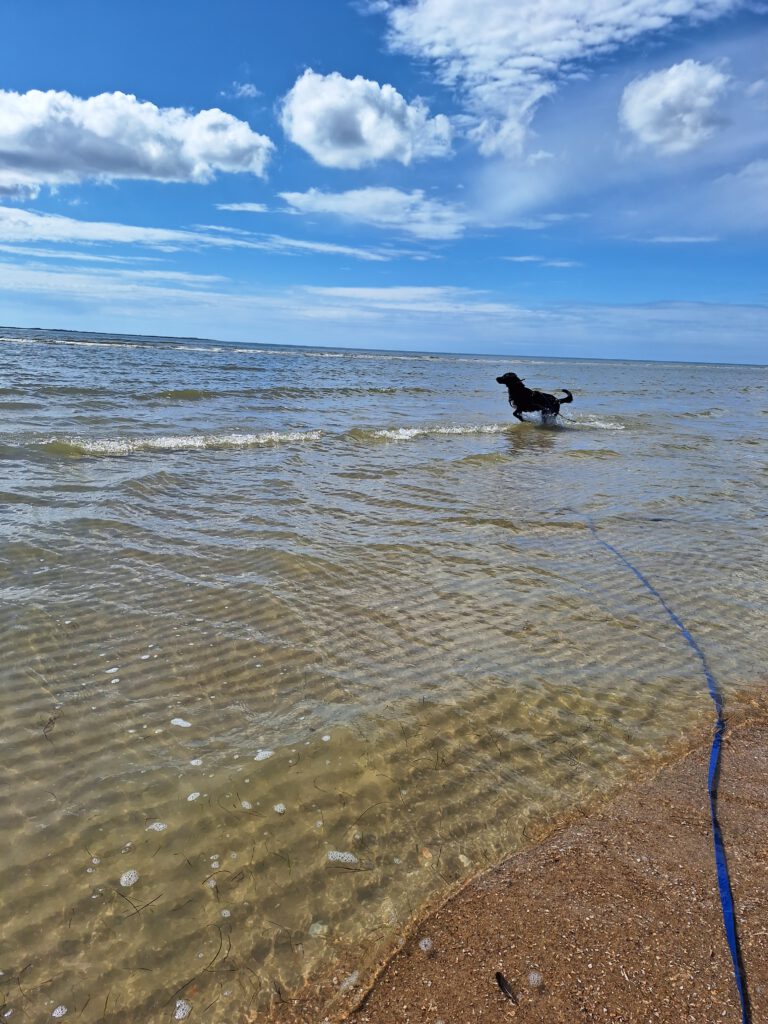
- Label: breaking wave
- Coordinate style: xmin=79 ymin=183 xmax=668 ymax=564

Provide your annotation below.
xmin=37 ymin=430 xmax=322 ymax=457
xmin=350 ymin=423 xmax=512 ymax=442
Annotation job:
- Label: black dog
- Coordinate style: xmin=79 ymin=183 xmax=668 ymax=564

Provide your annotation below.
xmin=496 ymin=372 xmax=573 ymax=422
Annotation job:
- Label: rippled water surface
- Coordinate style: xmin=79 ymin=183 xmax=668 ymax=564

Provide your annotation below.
xmin=1 ymin=327 xmax=766 ymax=1021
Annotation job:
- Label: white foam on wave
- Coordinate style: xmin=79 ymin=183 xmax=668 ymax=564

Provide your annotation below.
xmin=564 ymin=415 xmax=625 ymax=431
xmin=2 ymin=336 xmax=143 ymax=351
xmin=372 ymin=423 xmax=510 ymax=441
xmin=53 ymin=430 xmax=322 ymax=455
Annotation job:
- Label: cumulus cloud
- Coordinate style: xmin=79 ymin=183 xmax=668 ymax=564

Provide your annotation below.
xmin=380 ymin=0 xmax=741 ymax=155
xmin=0 ymin=89 xmax=274 ymax=197
xmin=279 ymin=186 xmax=466 ymax=239
xmin=619 ymin=60 xmax=730 ymax=153
xmin=279 ymin=69 xmax=451 ymax=168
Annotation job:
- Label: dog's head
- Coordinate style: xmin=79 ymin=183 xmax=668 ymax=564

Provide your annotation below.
xmin=496 ymin=372 xmax=525 ymax=389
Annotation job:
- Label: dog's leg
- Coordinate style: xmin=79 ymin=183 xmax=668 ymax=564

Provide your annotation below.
xmin=513 ymin=409 xmax=525 ymax=422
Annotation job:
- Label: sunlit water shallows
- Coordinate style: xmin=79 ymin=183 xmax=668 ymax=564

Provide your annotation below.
xmin=1 ymin=327 xmax=766 ymax=1021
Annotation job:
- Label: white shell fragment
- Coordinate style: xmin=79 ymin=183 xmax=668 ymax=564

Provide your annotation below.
xmin=119 ymin=869 xmax=139 ymax=887
xmin=327 ymin=850 xmax=358 ymax=864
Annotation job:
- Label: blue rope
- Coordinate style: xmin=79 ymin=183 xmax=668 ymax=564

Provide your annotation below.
xmin=587 ymin=518 xmax=750 ymax=1023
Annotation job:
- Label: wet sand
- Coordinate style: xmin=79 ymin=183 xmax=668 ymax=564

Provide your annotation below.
xmin=274 ymin=689 xmax=768 ymax=1023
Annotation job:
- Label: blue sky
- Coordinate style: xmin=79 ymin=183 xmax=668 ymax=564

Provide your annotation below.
xmin=1 ymin=0 xmax=766 ymax=361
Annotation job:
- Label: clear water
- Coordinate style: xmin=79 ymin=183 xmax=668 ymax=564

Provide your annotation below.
xmin=0 ymin=327 xmax=766 ymax=1021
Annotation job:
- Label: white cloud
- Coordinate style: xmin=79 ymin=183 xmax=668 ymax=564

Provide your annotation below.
xmin=258 ymin=234 xmax=395 ymax=260
xmin=647 ymin=235 xmax=719 ymax=243
xmin=620 ymin=60 xmax=730 ymax=153
xmin=0 ymin=259 xmax=261 ymax=311
xmin=216 ymin=202 xmax=269 ymax=213
xmin=224 ymin=82 xmax=262 ymax=99
xmin=502 ymin=255 xmax=581 ymax=266
xmin=0 ymin=243 xmax=162 ymax=263
xmin=381 ymin=0 xmax=741 ymax=155
xmin=0 ymin=205 xmax=415 ymax=261
xmin=718 ymin=156 xmax=768 ymax=184
xmin=0 ymin=205 xmax=203 ymax=248
xmin=0 ymin=89 xmax=274 ymax=197
xmin=705 ymin=158 xmax=768 ymax=229
xmin=606 ymin=153 xmax=768 ymax=236
xmin=303 ymin=285 xmax=541 ymax=317
xmin=279 ymin=69 xmax=451 ymax=168
xmin=279 ymin=186 xmax=466 ymax=239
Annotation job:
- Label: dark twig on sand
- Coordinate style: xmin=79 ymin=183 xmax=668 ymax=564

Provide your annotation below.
xmin=495 ymin=971 xmax=518 ymax=1004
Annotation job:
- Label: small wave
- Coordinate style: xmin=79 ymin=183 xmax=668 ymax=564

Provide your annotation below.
xmin=258 ymin=384 xmax=433 ymax=399
xmin=563 ymin=448 xmax=620 ymax=459
xmin=139 ymin=388 xmax=218 ymax=402
xmin=563 ymin=415 xmax=626 ymax=431
xmin=353 ymin=423 xmax=511 ymax=442
xmin=3 ymin=336 xmax=144 ymax=352
xmin=38 ymin=430 xmax=322 ymax=457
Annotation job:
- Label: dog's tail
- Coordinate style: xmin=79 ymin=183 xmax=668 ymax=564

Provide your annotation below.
xmin=559 ymin=389 xmax=573 ymax=404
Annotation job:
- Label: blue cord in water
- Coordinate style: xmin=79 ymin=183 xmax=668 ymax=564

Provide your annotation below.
xmin=587 ymin=518 xmax=750 ymax=1024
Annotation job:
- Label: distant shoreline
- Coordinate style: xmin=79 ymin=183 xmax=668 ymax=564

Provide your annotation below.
xmin=3 ymin=324 xmax=766 ymax=368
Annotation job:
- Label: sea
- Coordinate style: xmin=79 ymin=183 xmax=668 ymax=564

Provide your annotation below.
xmin=1 ymin=326 xmax=766 ymax=1022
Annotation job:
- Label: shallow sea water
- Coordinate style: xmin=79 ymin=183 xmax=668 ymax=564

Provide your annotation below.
xmin=0 ymin=328 xmax=766 ymax=1021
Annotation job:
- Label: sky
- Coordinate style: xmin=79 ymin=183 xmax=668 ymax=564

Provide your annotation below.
xmin=0 ymin=0 xmax=767 ymax=362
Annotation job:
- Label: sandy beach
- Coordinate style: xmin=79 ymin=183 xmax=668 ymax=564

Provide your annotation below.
xmin=274 ymin=689 xmax=768 ymax=1023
